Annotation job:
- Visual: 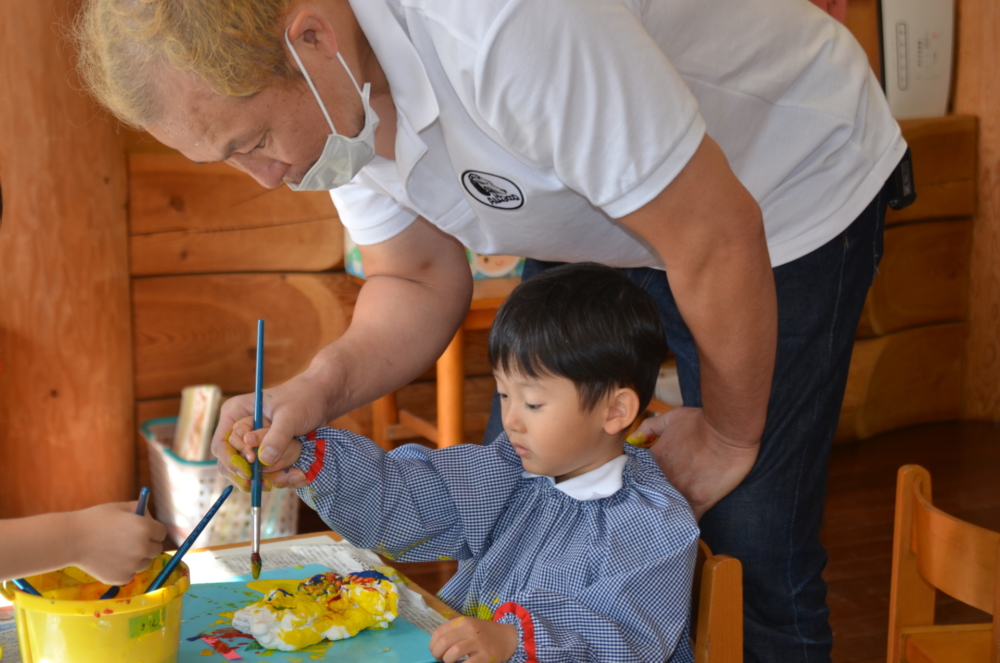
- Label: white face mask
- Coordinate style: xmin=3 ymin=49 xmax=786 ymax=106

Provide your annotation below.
xmin=284 ymin=29 xmax=380 ymax=191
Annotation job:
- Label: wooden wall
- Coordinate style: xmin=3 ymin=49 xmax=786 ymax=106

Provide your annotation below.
xmin=0 ymin=2 xmax=134 ymax=517
xmin=954 ymin=0 xmax=1000 ymax=421
xmin=835 ymin=117 xmax=977 ymax=441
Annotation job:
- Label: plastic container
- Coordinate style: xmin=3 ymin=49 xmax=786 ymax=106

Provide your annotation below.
xmin=0 ymin=564 xmax=190 ymax=663
xmin=142 ymin=417 xmax=299 ymax=548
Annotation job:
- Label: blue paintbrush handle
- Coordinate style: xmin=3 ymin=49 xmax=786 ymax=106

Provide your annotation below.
xmin=13 ymin=578 xmax=42 ymax=596
xmin=252 ymin=319 xmax=264 ymax=509
xmin=145 ymin=485 xmax=234 ymax=593
xmin=136 ymin=486 xmax=150 ymax=516
xmin=100 ymin=486 xmax=152 ymax=600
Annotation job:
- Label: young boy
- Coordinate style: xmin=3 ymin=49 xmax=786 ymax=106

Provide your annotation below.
xmin=229 ymin=263 xmax=698 ymax=663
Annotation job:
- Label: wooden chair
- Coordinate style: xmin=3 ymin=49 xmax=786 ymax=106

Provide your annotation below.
xmin=887 ymin=464 xmax=1000 ymax=663
xmin=693 ymin=539 xmax=744 ymax=663
xmin=370 ymin=277 xmax=519 ymax=450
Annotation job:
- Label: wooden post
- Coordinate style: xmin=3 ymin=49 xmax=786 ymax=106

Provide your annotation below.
xmin=954 ymin=0 xmax=1000 ymax=420
xmin=436 ymin=327 xmax=466 ymax=448
xmin=0 ymin=2 xmax=134 ymax=517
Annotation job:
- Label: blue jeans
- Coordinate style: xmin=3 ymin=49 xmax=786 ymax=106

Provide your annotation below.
xmin=483 ymin=187 xmax=887 ymax=662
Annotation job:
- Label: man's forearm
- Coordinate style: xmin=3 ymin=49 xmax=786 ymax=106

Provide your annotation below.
xmin=620 ymin=135 xmax=776 ymax=445
xmin=300 ymin=219 xmax=474 ymax=423
xmin=667 ymin=225 xmax=776 ymax=445
xmin=303 ymin=272 xmax=472 ymax=420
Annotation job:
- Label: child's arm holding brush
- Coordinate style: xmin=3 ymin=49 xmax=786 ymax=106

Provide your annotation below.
xmin=0 ymin=501 xmax=167 ymax=585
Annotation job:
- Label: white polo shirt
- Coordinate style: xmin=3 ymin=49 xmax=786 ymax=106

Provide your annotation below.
xmin=333 ymin=0 xmax=907 ymax=268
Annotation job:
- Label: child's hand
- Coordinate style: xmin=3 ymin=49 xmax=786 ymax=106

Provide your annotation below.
xmin=71 ymin=502 xmax=167 ymax=585
xmin=221 ymin=416 xmax=307 ymax=491
xmin=430 ymin=616 xmax=518 ymax=663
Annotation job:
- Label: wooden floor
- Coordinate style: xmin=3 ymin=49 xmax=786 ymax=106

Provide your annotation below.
xmin=298 ymin=420 xmax=1000 ymax=662
xmin=823 ymin=421 xmax=1000 ymax=663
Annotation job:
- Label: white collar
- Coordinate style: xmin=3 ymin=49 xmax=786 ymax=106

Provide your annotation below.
xmin=522 ymin=455 xmax=628 ymax=501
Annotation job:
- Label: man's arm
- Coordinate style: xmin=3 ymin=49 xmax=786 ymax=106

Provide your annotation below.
xmin=619 ymin=135 xmax=777 ymax=519
xmin=211 ymin=217 xmax=473 ymax=481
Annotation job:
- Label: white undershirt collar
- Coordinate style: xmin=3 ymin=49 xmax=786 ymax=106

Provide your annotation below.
xmin=522 ymin=454 xmax=628 ymax=501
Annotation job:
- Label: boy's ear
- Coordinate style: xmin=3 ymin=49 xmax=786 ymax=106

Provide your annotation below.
xmin=603 ymin=388 xmax=640 ymax=436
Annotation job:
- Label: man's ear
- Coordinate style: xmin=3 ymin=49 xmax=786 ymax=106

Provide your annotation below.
xmin=603 ymin=388 xmax=640 ymax=436
xmin=284 ymin=7 xmax=340 ymax=68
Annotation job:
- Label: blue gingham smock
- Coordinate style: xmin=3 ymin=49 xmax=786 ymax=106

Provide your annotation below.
xmin=292 ymin=427 xmax=699 ymax=663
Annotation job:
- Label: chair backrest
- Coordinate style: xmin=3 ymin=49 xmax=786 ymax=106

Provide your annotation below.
xmin=887 ymin=464 xmax=1000 ymax=662
xmin=692 ymin=539 xmax=743 ymax=663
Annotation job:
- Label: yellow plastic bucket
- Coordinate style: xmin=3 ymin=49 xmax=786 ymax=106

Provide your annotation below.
xmin=0 ymin=563 xmax=190 ymax=663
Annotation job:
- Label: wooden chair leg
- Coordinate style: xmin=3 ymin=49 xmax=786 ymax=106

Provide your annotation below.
xmin=371 ymin=392 xmax=398 ymax=451
xmin=436 ymin=327 xmax=465 ymax=448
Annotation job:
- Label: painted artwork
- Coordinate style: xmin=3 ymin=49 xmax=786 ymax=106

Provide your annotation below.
xmin=179 ymin=565 xmax=436 ymax=662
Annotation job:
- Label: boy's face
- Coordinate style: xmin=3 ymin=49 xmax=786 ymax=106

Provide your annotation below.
xmin=494 ymin=369 xmax=629 ymax=482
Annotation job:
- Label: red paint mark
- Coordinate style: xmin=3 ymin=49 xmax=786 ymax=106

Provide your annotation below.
xmin=206 ymin=627 xmax=255 ymax=642
xmin=201 ymin=635 xmax=243 ymax=660
xmin=93 ymin=611 xmax=101 ymax=619
xmin=102 ymin=608 xmax=113 ymax=615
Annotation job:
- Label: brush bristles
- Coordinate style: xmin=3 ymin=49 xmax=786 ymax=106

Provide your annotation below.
xmin=250 ymin=552 xmax=262 ymax=580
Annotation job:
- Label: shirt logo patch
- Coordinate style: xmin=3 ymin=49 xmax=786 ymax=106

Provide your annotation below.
xmin=461 ymin=171 xmax=524 ymax=210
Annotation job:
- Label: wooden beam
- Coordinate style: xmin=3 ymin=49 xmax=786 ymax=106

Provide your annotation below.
xmin=128 ymin=154 xmax=343 ymax=275
xmin=887 ymin=116 xmax=979 ymax=225
xmin=954 ymin=0 xmax=1000 ymax=421
xmin=132 ymin=273 xmax=359 ymax=399
xmin=0 ymin=1 xmax=134 ymax=516
xmin=858 ymin=220 xmax=972 ymax=337
xmin=836 ymin=323 xmax=965 ymax=442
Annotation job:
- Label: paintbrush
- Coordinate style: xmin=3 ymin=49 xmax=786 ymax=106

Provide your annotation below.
xmin=12 ymin=577 xmax=42 ymax=597
xmin=145 ymin=485 xmax=234 ymax=593
xmin=100 ymin=486 xmax=151 ymax=600
xmin=251 ymin=318 xmax=265 ymax=580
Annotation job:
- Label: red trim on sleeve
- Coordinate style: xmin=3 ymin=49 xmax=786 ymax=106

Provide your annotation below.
xmin=493 ymin=602 xmax=537 ymax=662
xmin=304 ymin=430 xmax=326 ymax=483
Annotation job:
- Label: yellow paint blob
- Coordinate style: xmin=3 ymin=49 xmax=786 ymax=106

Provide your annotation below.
xmin=23 ymin=554 xmax=181 ymax=601
xmin=233 ymin=572 xmax=399 ymax=652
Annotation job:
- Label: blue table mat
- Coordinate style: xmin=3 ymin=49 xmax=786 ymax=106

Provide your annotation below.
xmin=179 ymin=564 xmax=436 ymax=662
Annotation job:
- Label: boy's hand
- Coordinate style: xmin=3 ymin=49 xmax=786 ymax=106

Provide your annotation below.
xmin=217 ymin=416 xmax=307 ymax=491
xmin=71 ymin=502 xmax=167 ymax=585
xmin=430 ymin=616 xmax=518 ymax=663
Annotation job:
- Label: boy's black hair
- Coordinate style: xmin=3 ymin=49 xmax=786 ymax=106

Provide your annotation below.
xmin=488 ymin=262 xmax=668 ymax=412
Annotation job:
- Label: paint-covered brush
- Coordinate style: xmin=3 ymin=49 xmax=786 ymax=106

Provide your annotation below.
xmin=250 ymin=318 xmax=265 ymax=580
xmin=100 ymin=486 xmax=151 ymax=600
xmin=145 ymin=485 xmax=234 ymax=593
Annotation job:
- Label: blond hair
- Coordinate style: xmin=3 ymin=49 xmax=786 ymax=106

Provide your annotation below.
xmin=72 ymin=0 xmax=297 ymax=128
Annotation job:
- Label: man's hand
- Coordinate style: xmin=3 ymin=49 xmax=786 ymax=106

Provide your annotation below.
xmin=639 ymin=407 xmax=760 ymax=519
xmin=430 ymin=616 xmax=519 ymax=663
xmin=216 ymin=416 xmax=309 ymax=491
xmin=71 ymin=502 xmax=168 ymax=585
xmin=211 ymin=371 xmax=330 ymax=491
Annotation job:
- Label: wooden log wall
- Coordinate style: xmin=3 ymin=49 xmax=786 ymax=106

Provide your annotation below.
xmin=0 ymin=2 xmax=134 ymax=518
xmin=836 ymin=116 xmax=977 ymax=441
xmin=953 ymin=0 xmax=1000 ymax=421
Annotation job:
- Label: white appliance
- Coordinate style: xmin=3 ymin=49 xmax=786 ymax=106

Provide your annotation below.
xmin=880 ymin=0 xmax=954 ymax=119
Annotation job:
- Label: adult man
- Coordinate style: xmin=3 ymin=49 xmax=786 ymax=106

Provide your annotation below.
xmin=74 ymin=0 xmax=905 ymax=659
